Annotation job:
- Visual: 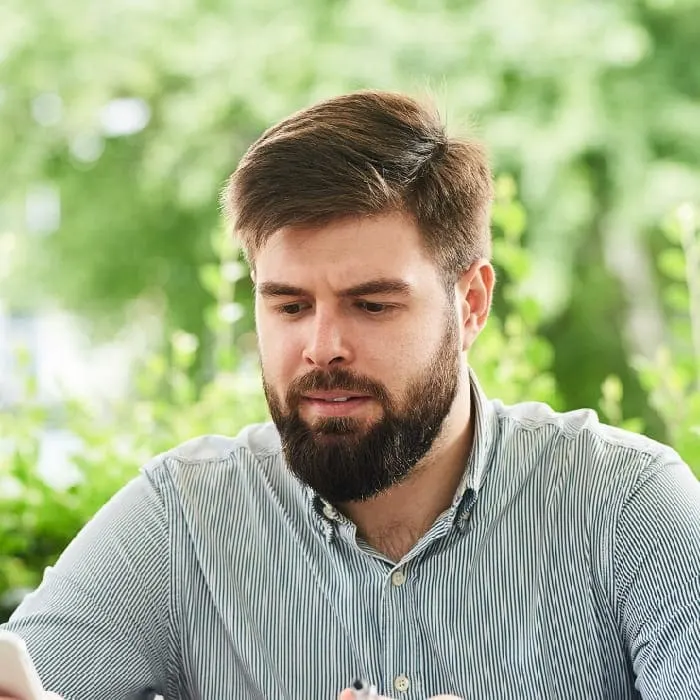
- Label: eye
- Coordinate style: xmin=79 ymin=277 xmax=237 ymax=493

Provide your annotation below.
xmin=277 ymin=302 xmax=307 ymax=315
xmin=358 ymin=301 xmax=389 ymax=314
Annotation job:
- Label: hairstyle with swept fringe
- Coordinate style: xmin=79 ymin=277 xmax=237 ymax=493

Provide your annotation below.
xmin=223 ymin=90 xmax=494 ymax=282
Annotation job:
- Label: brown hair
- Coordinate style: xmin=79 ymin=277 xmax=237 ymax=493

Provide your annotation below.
xmin=223 ymin=90 xmax=493 ymax=281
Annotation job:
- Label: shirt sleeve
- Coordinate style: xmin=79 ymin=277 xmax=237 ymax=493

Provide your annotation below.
xmin=0 ymin=467 xmax=173 ymax=700
xmin=613 ymin=452 xmax=700 ymax=698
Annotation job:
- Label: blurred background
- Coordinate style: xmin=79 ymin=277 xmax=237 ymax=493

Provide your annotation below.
xmin=1 ymin=0 xmax=699 ymax=620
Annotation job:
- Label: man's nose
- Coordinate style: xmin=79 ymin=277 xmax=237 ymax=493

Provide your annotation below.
xmin=302 ymin=310 xmax=353 ymax=368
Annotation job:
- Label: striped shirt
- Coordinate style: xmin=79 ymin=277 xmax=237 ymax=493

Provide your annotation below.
xmin=3 ymin=371 xmax=700 ymax=699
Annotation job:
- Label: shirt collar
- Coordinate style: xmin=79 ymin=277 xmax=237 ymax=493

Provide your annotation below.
xmin=305 ymin=367 xmax=498 ymax=534
xmin=452 ymin=366 xmax=497 ymax=502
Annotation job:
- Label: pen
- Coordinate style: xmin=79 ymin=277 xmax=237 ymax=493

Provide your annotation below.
xmin=351 ymin=678 xmax=378 ymax=698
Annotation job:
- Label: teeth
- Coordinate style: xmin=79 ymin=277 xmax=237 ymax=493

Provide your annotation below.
xmin=327 ymin=397 xmax=350 ymax=402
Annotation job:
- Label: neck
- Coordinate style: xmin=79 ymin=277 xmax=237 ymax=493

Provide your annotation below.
xmin=337 ymin=376 xmax=474 ymax=562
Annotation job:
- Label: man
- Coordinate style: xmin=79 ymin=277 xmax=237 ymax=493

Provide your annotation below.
xmin=1 ymin=90 xmax=699 ymax=700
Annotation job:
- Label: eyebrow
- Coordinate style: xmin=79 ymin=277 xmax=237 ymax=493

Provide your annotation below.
xmin=256 ymin=277 xmax=414 ymax=299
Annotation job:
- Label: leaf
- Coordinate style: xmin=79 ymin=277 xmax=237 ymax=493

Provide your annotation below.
xmin=516 ymin=296 xmax=542 ymax=327
xmin=492 ymin=240 xmax=531 ymax=281
xmin=493 ymin=201 xmax=527 ymax=242
xmin=198 ymin=263 xmax=221 ymax=297
xmin=658 ymin=248 xmax=688 ymax=282
xmin=664 ymin=283 xmax=689 ymax=313
xmin=601 ymin=375 xmax=624 ymax=405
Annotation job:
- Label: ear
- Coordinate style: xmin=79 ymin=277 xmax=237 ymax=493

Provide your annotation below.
xmin=455 ymin=259 xmax=495 ymax=352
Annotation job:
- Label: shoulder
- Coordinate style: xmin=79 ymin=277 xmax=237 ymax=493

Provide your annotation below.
xmin=483 ymin=398 xmax=698 ymax=576
xmin=139 ymin=422 xmax=289 ymax=502
xmin=491 ymin=398 xmax=682 ymax=498
xmin=151 ymin=422 xmax=282 ymax=465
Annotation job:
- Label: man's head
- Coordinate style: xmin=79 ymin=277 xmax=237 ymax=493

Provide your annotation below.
xmin=223 ymin=91 xmax=495 ymax=503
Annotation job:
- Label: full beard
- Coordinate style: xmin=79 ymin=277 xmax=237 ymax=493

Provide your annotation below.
xmin=263 ymin=312 xmax=461 ymax=503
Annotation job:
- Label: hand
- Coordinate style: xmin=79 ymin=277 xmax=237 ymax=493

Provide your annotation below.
xmin=338 ymin=689 xmax=463 ymax=700
xmin=0 ymin=694 xmax=63 ymax=700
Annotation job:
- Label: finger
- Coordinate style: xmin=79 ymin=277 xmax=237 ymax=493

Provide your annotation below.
xmin=337 ymin=689 xmax=391 ymax=700
xmin=0 ymin=696 xmax=63 ymax=700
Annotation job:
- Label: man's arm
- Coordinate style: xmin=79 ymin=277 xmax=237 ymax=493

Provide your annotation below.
xmin=613 ymin=452 xmax=700 ymax=698
xmin=0 ymin=469 xmax=172 ymax=700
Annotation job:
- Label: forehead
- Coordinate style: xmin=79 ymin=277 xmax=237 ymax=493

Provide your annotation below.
xmin=254 ymin=212 xmax=439 ymax=286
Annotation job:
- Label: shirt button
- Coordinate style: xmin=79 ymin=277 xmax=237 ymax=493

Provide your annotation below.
xmin=394 ymin=675 xmax=410 ymax=692
xmin=322 ymin=504 xmax=338 ymax=521
xmin=391 ymin=569 xmax=406 ymax=587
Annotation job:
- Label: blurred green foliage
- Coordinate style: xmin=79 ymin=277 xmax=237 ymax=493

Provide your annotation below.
xmin=1 ymin=0 xmax=699 ymax=621
xmin=2 ymin=0 xmax=700 ymax=407
xmin=1 ymin=180 xmax=698 ymax=622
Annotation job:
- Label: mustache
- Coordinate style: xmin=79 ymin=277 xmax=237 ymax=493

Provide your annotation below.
xmin=287 ymin=368 xmax=390 ymax=404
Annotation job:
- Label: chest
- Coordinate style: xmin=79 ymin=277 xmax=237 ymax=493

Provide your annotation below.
xmin=174 ymin=516 xmax=633 ymax=700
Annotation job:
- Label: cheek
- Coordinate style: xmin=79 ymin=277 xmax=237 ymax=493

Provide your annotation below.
xmin=385 ymin=328 xmax=446 ymax=379
xmin=256 ymin=320 xmax=301 ymax=383
xmin=363 ymin=340 xmax=417 ymax=389
xmin=375 ymin=331 xmax=422 ymax=366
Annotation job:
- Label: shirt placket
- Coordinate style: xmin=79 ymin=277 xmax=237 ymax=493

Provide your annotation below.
xmin=380 ymin=556 xmax=426 ymax=700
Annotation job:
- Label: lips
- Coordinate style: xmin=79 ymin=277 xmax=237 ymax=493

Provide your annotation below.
xmin=303 ymin=392 xmax=371 ymax=402
xmin=300 ymin=393 xmax=373 ymax=417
